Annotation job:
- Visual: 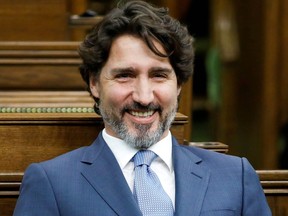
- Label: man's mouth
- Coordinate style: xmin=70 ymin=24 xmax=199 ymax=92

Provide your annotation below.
xmin=123 ymin=102 xmax=161 ymax=119
xmin=129 ymin=110 xmax=155 ymax=118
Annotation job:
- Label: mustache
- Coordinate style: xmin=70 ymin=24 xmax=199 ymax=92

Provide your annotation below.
xmin=122 ymin=102 xmax=162 ymax=113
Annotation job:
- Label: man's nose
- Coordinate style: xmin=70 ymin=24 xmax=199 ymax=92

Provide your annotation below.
xmin=132 ymin=79 xmax=154 ymax=106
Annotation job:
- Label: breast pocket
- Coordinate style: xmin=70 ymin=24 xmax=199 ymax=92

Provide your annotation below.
xmin=200 ymin=209 xmax=237 ymax=216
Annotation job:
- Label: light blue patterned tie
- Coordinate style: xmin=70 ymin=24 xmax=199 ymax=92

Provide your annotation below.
xmin=133 ymin=150 xmax=174 ymax=216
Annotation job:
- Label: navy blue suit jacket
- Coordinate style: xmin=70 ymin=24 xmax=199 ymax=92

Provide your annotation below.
xmin=14 ymin=133 xmax=271 ymax=215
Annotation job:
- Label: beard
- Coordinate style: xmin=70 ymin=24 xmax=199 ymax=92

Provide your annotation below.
xmin=98 ymin=101 xmax=177 ymax=149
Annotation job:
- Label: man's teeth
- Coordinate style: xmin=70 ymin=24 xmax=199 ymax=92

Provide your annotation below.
xmin=130 ymin=110 xmax=154 ymax=117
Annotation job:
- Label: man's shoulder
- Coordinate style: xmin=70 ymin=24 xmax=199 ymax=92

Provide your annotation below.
xmin=39 ymin=145 xmax=88 ymax=169
xmin=176 ymin=142 xmax=243 ymax=168
xmin=39 ymin=133 xmax=105 ymax=168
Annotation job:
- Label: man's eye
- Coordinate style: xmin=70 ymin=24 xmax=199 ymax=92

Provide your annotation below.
xmin=115 ymin=73 xmax=133 ymax=80
xmin=152 ymin=72 xmax=168 ymax=79
xmin=155 ymin=73 xmax=166 ymax=78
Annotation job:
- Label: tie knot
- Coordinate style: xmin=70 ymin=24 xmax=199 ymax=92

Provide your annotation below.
xmin=133 ymin=150 xmax=157 ymax=167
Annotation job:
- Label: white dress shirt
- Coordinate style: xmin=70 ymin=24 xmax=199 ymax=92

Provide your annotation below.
xmin=102 ymin=129 xmax=175 ymax=208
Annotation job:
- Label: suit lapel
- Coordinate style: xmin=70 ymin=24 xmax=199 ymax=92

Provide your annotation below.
xmin=80 ymin=134 xmax=142 ymax=216
xmin=172 ymin=138 xmax=210 ymax=216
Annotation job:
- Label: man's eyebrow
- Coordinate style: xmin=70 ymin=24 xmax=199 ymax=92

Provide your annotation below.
xmin=148 ymin=67 xmax=174 ymax=73
xmin=110 ymin=67 xmax=135 ymax=74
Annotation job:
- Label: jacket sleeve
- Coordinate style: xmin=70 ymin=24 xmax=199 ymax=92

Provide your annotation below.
xmin=241 ymin=158 xmax=272 ymax=216
xmin=13 ymin=163 xmax=60 ymax=216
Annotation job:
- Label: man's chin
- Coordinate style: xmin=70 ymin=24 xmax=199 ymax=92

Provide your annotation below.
xmin=131 ymin=124 xmax=158 ymax=137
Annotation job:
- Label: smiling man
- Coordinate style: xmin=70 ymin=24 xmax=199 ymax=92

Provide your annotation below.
xmin=90 ymin=35 xmax=180 ymax=149
xmin=14 ymin=1 xmax=271 ymax=216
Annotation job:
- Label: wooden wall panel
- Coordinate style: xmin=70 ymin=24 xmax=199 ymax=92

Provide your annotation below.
xmin=0 ymin=41 xmax=84 ymax=90
xmin=259 ymin=170 xmax=288 ymax=215
xmin=0 ymin=0 xmax=69 ymax=41
xmin=0 ymin=65 xmax=84 ymax=90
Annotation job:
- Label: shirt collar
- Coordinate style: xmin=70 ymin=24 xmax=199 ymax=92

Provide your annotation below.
xmin=102 ymin=129 xmax=173 ymax=172
xmin=148 ymin=132 xmax=173 ymax=172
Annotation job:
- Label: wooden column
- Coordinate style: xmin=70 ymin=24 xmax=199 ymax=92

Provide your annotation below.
xmin=260 ymin=0 xmax=281 ymax=168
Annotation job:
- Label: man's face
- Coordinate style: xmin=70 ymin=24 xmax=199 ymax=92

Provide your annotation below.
xmin=90 ymin=34 xmax=181 ymax=148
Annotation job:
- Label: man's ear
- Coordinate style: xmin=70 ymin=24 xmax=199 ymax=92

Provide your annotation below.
xmin=177 ymin=86 xmax=182 ymax=96
xmin=89 ymin=76 xmax=100 ymax=98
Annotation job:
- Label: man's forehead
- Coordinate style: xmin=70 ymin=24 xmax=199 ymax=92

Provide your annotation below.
xmin=110 ymin=34 xmax=167 ymax=55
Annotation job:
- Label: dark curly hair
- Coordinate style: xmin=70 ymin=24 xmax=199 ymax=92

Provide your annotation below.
xmin=78 ymin=0 xmax=194 ymax=105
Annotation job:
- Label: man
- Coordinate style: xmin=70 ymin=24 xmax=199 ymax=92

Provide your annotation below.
xmin=14 ymin=1 xmax=271 ymax=215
